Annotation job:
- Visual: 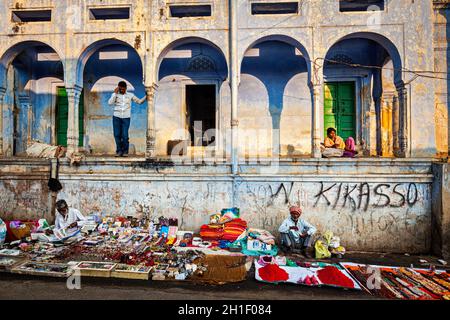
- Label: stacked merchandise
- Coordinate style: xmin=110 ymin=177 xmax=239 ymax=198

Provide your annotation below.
xmin=199 ymin=225 xmax=224 ymax=241
xmin=199 ymin=208 xmax=247 ymax=244
xmin=342 ymin=263 xmax=450 ymax=300
xmin=222 ymin=219 xmax=247 ymax=242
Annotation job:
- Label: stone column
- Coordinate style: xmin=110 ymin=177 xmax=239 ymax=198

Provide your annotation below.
xmin=311 ymin=82 xmax=324 ymax=158
xmin=145 ymin=84 xmax=158 ymax=159
xmin=396 ymin=83 xmax=408 ymax=157
xmin=230 ymin=0 xmax=239 ymax=174
xmin=66 ymin=85 xmax=83 ymax=155
xmin=0 ymin=87 xmax=6 ymax=157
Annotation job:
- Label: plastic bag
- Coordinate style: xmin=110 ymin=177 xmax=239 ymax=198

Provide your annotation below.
xmin=323 ymin=231 xmax=334 ymax=246
xmin=0 ymin=218 xmax=6 ymax=244
xmin=315 ymin=240 xmax=331 ymax=259
xmin=329 ymin=236 xmax=340 ymax=249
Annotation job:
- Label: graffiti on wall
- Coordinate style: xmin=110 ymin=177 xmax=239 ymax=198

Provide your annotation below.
xmin=314 ymin=182 xmax=422 ymax=211
xmin=238 ymin=180 xmax=431 ymax=252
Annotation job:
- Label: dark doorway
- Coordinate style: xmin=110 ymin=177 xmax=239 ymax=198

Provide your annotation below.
xmin=185 ymin=85 xmax=216 ymax=146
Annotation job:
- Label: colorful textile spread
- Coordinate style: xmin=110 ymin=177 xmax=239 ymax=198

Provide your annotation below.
xmin=200 ymin=218 xmax=247 ymax=242
xmin=341 ymin=262 xmax=450 ymax=300
xmin=254 ymin=256 xmax=361 ymax=289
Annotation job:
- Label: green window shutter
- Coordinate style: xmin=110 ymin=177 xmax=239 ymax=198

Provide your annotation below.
xmin=324 ymin=83 xmax=337 ymax=138
xmin=78 ymin=90 xmax=84 ymax=147
xmin=56 ymin=87 xmax=68 ymax=147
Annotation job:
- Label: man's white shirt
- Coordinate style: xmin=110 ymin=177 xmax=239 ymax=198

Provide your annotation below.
xmin=108 ymin=92 xmax=146 ymax=118
xmin=55 ymin=208 xmax=86 ymax=231
xmin=278 ymin=217 xmax=317 ymax=242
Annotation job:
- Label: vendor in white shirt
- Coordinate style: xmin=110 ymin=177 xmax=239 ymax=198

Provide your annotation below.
xmin=54 ymin=199 xmax=86 ymax=232
xmin=108 ymin=81 xmax=147 ymax=157
xmin=279 ymin=206 xmax=316 ymax=257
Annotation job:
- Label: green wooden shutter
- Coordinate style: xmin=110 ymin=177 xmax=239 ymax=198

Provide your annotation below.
xmin=324 ymin=83 xmax=338 ymax=138
xmin=56 ymin=87 xmax=68 ymax=147
xmin=56 ymin=87 xmax=84 ymax=147
xmin=78 ymin=90 xmax=84 ymax=147
xmin=324 ymin=82 xmax=356 ymax=141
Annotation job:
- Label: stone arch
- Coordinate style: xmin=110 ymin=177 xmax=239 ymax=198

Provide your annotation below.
xmin=325 ymin=31 xmax=403 ymax=85
xmin=240 ymin=34 xmax=312 ymax=85
xmin=0 ymin=40 xmax=64 ymax=86
xmin=76 ymin=38 xmax=144 ymax=87
xmin=155 ymin=36 xmax=228 ymax=82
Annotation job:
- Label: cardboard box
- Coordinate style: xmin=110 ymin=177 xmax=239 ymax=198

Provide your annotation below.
xmin=11 ymin=262 xmax=73 ymax=278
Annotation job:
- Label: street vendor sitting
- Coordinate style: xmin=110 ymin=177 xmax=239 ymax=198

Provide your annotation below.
xmin=53 ymin=199 xmax=86 ymax=233
xmin=279 ymin=206 xmax=316 ymax=258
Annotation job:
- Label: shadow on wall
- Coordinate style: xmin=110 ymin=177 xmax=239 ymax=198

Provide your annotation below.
xmin=241 ymin=41 xmax=310 ymax=156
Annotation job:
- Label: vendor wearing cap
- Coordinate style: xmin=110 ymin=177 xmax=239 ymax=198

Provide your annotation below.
xmin=54 ymin=199 xmax=86 ymax=232
xmin=279 ymin=206 xmax=316 ymax=258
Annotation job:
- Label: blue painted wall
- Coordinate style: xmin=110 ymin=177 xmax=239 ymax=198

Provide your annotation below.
xmin=83 ymin=44 xmax=147 ymax=154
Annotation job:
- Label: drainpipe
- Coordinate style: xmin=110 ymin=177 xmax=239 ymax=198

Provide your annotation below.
xmin=0 ymin=87 xmax=5 ymax=156
xmin=229 ymin=0 xmax=239 ymax=207
xmin=230 ymin=0 xmax=238 ymax=175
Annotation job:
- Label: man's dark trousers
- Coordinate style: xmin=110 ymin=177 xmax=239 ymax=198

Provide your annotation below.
xmin=113 ymin=116 xmax=131 ymax=155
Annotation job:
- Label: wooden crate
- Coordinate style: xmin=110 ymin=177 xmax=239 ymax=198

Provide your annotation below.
xmin=111 ymin=264 xmax=152 ymax=280
xmin=74 ymin=261 xmax=116 ymax=278
xmin=0 ymin=256 xmax=25 ymax=272
xmin=11 ymin=262 xmax=73 ymax=278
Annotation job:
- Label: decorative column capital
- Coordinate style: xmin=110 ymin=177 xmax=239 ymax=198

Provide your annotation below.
xmin=18 ymin=93 xmax=31 ymax=105
xmin=0 ymin=87 xmax=6 ymax=99
xmin=66 ymin=85 xmax=83 ymax=99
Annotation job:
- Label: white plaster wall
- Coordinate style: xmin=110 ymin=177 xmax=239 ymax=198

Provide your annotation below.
xmin=281 ymin=72 xmax=312 ymax=156
xmin=155 ymin=77 xmax=185 ymax=156
xmin=238 ymin=74 xmax=272 ymax=158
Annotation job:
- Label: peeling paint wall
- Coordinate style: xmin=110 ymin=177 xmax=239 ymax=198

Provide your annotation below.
xmin=0 ymin=159 xmax=434 ymax=253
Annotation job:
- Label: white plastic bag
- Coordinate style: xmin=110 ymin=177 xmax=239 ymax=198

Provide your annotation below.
xmin=0 ymin=218 xmax=7 ymax=244
xmin=329 ymin=236 xmax=341 ymax=249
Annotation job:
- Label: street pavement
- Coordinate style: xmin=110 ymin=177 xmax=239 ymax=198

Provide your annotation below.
xmin=0 ymin=252 xmax=447 ymax=300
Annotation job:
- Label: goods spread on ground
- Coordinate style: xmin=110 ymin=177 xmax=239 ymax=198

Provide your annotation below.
xmin=0 ymin=208 xmax=266 ymax=283
xmin=1 ymin=212 xmax=449 ymax=299
xmin=341 ymin=262 xmax=450 ymax=300
xmin=254 ymin=255 xmax=361 ymax=290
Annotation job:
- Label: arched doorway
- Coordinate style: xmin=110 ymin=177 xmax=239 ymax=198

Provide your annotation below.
xmin=324 ymin=32 xmax=404 ymax=157
xmin=0 ymin=41 xmax=65 ymax=156
xmin=77 ymin=39 xmax=146 ymax=155
xmin=156 ymin=37 xmax=228 ymax=158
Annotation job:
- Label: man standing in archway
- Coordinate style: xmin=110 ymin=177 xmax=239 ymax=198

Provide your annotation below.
xmin=108 ymin=81 xmax=147 ymax=157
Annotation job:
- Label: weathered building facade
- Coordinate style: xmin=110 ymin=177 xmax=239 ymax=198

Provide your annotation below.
xmin=0 ymin=0 xmax=449 ymax=256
